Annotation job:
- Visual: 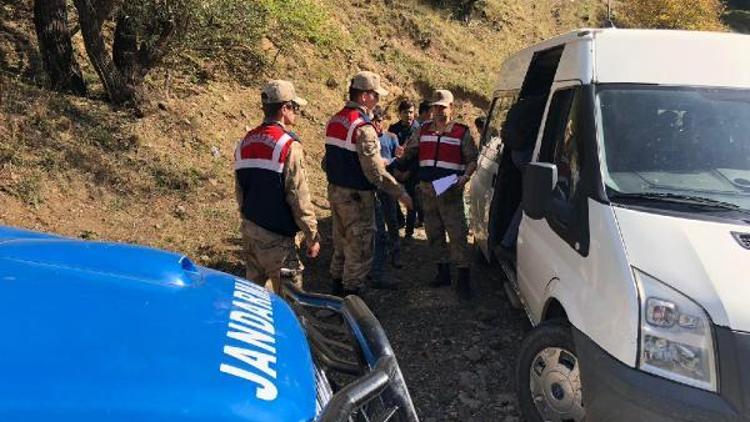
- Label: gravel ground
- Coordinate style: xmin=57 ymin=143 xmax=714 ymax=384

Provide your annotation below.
xmin=303 ymin=223 xmax=531 ymax=421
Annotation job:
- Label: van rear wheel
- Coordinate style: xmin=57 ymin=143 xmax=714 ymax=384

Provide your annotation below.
xmin=517 ymin=320 xmax=585 ymax=422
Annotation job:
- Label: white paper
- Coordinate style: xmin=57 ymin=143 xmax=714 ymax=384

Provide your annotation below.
xmin=432 ymin=174 xmax=458 ymax=196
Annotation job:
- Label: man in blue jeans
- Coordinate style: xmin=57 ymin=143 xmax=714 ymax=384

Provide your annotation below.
xmin=370 ymin=106 xmax=403 ymax=289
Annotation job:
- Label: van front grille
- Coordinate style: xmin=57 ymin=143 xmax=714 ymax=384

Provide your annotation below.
xmin=732 ymin=232 xmax=750 ymax=250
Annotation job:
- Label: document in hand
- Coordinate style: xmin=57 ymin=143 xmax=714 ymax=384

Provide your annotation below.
xmin=432 ymin=174 xmax=458 ymax=196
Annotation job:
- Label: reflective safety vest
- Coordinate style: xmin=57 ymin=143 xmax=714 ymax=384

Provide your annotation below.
xmin=234 ymin=122 xmax=299 ymax=237
xmin=324 ymin=107 xmax=375 ymax=191
xmin=417 ymin=122 xmax=468 ymax=182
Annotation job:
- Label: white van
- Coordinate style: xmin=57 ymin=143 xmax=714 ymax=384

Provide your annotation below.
xmin=469 ymin=28 xmax=750 ymax=421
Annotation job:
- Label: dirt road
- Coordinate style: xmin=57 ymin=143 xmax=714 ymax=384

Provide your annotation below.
xmin=301 ymin=221 xmax=530 ymax=421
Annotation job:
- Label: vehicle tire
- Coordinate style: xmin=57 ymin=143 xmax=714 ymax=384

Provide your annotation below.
xmin=516 ymin=320 xmax=585 ymax=422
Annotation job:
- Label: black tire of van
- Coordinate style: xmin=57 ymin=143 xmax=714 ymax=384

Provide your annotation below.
xmin=516 ymin=320 xmax=586 ymax=422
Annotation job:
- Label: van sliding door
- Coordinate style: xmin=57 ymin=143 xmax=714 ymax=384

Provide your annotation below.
xmin=486 ymin=46 xmax=565 ymax=257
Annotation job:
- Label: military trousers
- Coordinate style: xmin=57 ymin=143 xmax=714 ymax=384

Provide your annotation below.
xmin=241 ymin=218 xmax=297 ymax=294
xmin=419 ymin=181 xmax=470 ymax=268
xmin=328 ymin=184 xmax=376 ymax=290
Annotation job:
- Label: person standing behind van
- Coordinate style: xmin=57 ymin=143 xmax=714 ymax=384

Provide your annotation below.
xmin=398 ymin=90 xmax=478 ymax=300
xmin=324 ymin=71 xmax=413 ymax=296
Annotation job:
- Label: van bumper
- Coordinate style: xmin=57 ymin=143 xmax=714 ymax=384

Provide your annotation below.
xmin=573 ymin=327 xmax=749 ymax=422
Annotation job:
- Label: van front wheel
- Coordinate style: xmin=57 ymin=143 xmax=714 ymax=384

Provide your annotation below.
xmin=517 ymin=320 xmax=585 ymax=422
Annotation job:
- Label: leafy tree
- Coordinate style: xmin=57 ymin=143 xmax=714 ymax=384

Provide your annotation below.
xmin=73 ymin=0 xmax=179 ymax=105
xmin=33 ymin=0 xmax=336 ymax=104
xmin=176 ymin=0 xmax=269 ymax=74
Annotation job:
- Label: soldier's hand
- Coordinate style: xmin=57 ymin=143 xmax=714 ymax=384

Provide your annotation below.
xmin=398 ymin=192 xmax=414 ymax=210
xmin=457 ymin=175 xmax=470 ymax=187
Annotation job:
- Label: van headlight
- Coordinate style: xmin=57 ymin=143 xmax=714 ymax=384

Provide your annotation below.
xmin=634 ymin=269 xmax=717 ymax=392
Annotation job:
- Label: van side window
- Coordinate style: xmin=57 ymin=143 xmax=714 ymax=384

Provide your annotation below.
xmin=502 ymin=95 xmax=548 ymax=152
xmin=539 ymin=88 xmax=581 ymax=204
xmin=482 ymin=92 xmax=519 ymax=147
xmin=554 ymin=96 xmax=582 ymax=202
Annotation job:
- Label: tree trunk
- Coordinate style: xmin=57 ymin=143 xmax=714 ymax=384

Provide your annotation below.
xmin=112 ymin=14 xmax=137 ymax=84
xmin=73 ymin=0 xmax=136 ymax=104
xmin=113 ymin=11 xmax=175 ymax=92
xmin=73 ymin=0 xmax=175 ymax=106
xmin=33 ymin=0 xmax=87 ymax=95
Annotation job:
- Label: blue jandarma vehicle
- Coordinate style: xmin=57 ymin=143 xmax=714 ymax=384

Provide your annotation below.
xmin=0 ymin=225 xmax=418 ymax=421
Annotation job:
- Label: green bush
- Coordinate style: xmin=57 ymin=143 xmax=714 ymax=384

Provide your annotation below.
xmin=162 ymin=0 xmax=341 ymax=78
xmin=260 ymin=0 xmax=340 ymax=49
xmin=183 ymin=0 xmax=268 ymax=50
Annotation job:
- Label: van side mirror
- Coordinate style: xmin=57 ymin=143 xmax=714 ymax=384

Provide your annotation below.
xmin=522 ymin=163 xmax=558 ymax=219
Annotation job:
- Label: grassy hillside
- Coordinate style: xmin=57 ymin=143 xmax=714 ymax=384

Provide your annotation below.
xmin=1 ymin=0 xmax=601 ymax=268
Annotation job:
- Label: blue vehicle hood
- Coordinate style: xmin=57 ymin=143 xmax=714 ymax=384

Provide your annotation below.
xmin=0 ymin=226 xmax=318 ymax=421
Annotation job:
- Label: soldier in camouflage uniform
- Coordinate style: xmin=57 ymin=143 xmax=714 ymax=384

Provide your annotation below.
xmin=234 ymin=80 xmax=320 ymax=294
xmin=398 ymin=89 xmax=478 ymax=300
xmin=323 ymin=71 xmax=413 ymax=296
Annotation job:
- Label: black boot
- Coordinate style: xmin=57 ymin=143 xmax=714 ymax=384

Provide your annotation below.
xmin=429 ymin=263 xmax=451 ymax=288
xmin=455 ymin=267 xmax=472 ymax=300
xmin=332 ymin=278 xmax=344 ymax=296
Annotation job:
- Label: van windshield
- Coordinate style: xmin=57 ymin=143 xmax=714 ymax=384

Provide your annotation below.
xmin=597 ymin=85 xmax=750 ymax=214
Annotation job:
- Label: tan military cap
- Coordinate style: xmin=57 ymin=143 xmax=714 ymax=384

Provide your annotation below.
xmin=261 ymin=80 xmax=308 ymax=106
xmin=429 ymin=89 xmax=454 ymax=107
xmin=350 ymin=71 xmax=389 ymax=97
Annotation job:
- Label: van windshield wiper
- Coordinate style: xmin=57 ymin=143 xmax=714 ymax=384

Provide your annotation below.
xmin=609 ymin=192 xmax=742 ymax=211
